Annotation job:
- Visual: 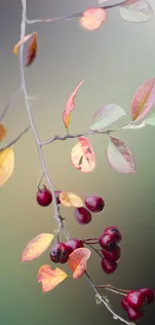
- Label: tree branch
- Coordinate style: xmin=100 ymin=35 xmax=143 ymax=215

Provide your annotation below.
xmin=0 ymin=126 xmax=30 ymax=152
xmin=0 ymin=88 xmax=22 ymax=122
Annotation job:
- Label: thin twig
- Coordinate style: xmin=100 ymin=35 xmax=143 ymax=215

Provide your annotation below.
xmin=0 ymin=88 xmax=22 ymax=122
xmin=85 ymin=242 xmax=102 ymax=257
xmin=20 ymin=0 xmax=69 ymax=239
xmin=26 ymin=1 xmax=125 ymax=25
xmin=96 ymin=284 xmax=130 ymax=293
xmin=0 ymin=126 xmax=30 ymax=152
xmin=84 ymin=271 xmax=134 ymax=325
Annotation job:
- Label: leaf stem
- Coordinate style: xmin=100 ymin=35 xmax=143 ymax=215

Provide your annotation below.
xmin=0 ymin=126 xmax=30 ymax=152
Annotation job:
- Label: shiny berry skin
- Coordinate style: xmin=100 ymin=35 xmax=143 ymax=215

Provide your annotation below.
xmin=121 ymin=297 xmax=129 ymax=311
xmin=101 ymin=257 xmax=117 ymax=274
xmin=36 ymin=185 xmax=52 ymax=206
xmin=126 ymin=290 xmax=144 ymax=309
xmin=99 ymin=233 xmax=118 ymax=250
xmin=101 ymin=245 xmax=120 ymax=262
xmin=65 ymin=239 xmax=84 ymax=253
xmin=103 ymin=226 xmax=122 ymax=242
xmin=74 ymin=207 xmax=92 ymax=225
xmin=140 ymin=288 xmax=154 ymax=304
xmin=127 ymin=307 xmax=144 ymax=321
xmin=84 ymin=195 xmax=105 ymax=213
xmin=49 ymin=242 xmax=70 ymax=264
xmin=54 ymin=190 xmax=61 ymax=205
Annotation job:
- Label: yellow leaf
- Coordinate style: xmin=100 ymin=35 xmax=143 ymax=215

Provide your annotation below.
xmin=0 ymin=148 xmax=15 ymax=186
xmin=37 ymin=265 xmax=68 ymax=292
xmin=68 ymin=248 xmax=91 ymax=279
xmin=59 ymin=191 xmax=83 ymax=207
xmin=0 ymin=124 xmax=7 ymax=141
xmin=21 ymin=233 xmax=55 ymax=262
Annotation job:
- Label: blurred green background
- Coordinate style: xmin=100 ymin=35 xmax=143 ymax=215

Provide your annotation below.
xmin=0 ymin=0 xmax=155 ymax=324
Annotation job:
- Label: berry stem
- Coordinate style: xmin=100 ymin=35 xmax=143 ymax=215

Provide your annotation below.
xmin=19 ymin=0 xmax=69 ymax=240
xmin=85 ymin=243 xmax=103 ymax=257
xmin=82 ymin=237 xmax=99 ymax=244
xmin=96 ymin=284 xmax=130 ymax=294
xmin=84 ymin=271 xmax=134 ymax=325
xmin=37 ymin=171 xmax=44 ymax=190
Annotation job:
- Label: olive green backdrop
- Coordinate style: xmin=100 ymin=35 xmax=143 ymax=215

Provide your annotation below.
xmin=0 ymin=0 xmax=155 ymax=324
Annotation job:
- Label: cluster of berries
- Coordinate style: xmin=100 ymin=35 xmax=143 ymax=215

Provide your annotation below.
xmin=49 ymin=239 xmax=84 ymax=264
xmin=36 ymin=185 xmax=105 ymax=225
xmin=122 ymin=289 xmax=154 ymax=321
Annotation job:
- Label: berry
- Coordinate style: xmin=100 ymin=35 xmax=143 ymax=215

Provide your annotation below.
xmin=127 ymin=307 xmax=144 ymax=321
xmin=49 ymin=242 xmax=70 ymax=264
xmin=121 ymin=297 xmax=129 ymax=311
xmin=36 ymin=185 xmax=52 ymax=207
xmin=74 ymin=207 xmax=92 ymax=225
xmin=140 ymin=288 xmax=154 ymax=304
xmin=103 ymin=226 xmax=122 ymax=242
xmin=84 ymin=195 xmax=105 ymax=213
xmin=101 ymin=245 xmax=120 ymax=262
xmin=126 ymin=290 xmax=144 ymax=310
xmin=101 ymin=257 xmax=117 ymax=274
xmin=65 ymin=239 xmax=84 ymax=253
xmin=54 ymin=190 xmax=61 ymax=205
xmin=99 ymin=233 xmax=118 ymax=250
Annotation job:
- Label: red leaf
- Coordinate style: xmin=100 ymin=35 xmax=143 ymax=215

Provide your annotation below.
xmin=71 ymin=137 xmax=96 ymax=173
xmin=37 ymin=265 xmax=67 ymax=292
xmin=62 ymin=80 xmax=84 ymax=129
xmin=68 ymin=248 xmax=91 ymax=279
xmin=25 ymin=32 xmax=38 ymax=67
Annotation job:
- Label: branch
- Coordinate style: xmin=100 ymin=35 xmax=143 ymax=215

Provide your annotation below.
xmin=40 ymin=121 xmax=146 ymax=146
xmin=26 ymin=1 xmax=125 ymax=25
xmin=20 ymin=0 xmax=68 ymax=238
xmin=0 ymin=88 xmax=22 ymax=122
xmin=0 ymin=126 xmax=30 ymax=152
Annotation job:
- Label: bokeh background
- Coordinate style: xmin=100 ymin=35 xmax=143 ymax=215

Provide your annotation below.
xmin=0 ymin=0 xmax=155 ymax=324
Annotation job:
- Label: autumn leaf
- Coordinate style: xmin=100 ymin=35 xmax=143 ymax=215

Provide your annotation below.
xmin=37 ymin=265 xmax=67 ymax=292
xmin=107 ymin=136 xmax=136 ymax=174
xmin=131 ymin=77 xmax=155 ymax=122
xmin=21 ymin=233 xmax=54 ymax=262
xmin=71 ymin=136 xmax=96 ymax=173
xmin=90 ymin=104 xmax=126 ymax=131
xmin=59 ymin=191 xmax=83 ymax=207
xmin=68 ymin=248 xmax=91 ymax=279
xmin=120 ymin=0 xmax=153 ymax=23
xmin=79 ymin=8 xmax=107 ymax=31
xmin=0 ymin=124 xmax=7 ymax=141
xmin=13 ymin=33 xmax=34 ymax=55
xmin=25 ymin=32 xmax=38 ymax=67
xmin=62 ymin=80 xmax=84 ymax=130
xmin=0 ymin=148 xmax=15 ymax=186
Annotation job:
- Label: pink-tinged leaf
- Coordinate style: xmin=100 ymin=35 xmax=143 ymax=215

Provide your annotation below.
xmin=107 ymin=136 xmax=136 ymax=174
xmin=62 ymin=80 xmax=84 ymax=130
xmin=79 ymin=8 xmax=107 ymax=31
xmin=71 ymin=136 xmax=96 ymax=173
xmin=59 ymin=191 xmax=83 ymax=208
xmin=68 ymin=248 xmax=91 ymax=279
xmin=13 ymin=33 xmax=34 ymax=55
xmin=131 ymin=77 xmax=155 ymax=122
xmin=120 ymin=0 xmax=153 ymax=23
xmin=37 ymin=265 xmax=67 ymax=292
xmin=90 ymin=104 xmax=126 ymax=131
xmin=21 ymin=233 xmax=54 ymax=262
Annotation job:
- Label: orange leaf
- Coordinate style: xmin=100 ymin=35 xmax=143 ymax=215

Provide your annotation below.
xmin=68 ymin=248 xmax=91 ymax=279
xmin=25 ymin=32 xmax=38 ymax=67
xmin=37 ymin=265 xmax=67 ymax=292
xmin=71 ymin=136 xmax=96 ymax=173
xmin=62 ymin=80 xmax=84 ymax=129
xmin=59 ymin=191 xmax=83 ymax=207
xmin=79 ymin=8 xmax=107 ymax=31
xmin=0 ymin=124 xmax=7 ymax=141
xmin=13 ymin=33 xmax=34 ymax=55
xmin=0 ymin=148 xmax=15 ymax=186
xmin=21 ymin=233 xmax=54 ymax=262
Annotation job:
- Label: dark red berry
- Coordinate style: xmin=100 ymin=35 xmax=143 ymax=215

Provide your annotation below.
xmin=127 ymin=306 xmax=144 ymax=321
xmin=101 ymin=245 xmax=120 ymax=262
xmin=103 ymin=226 xmax=122 ymax=242
xmin=121 ymin=297 xmax=129 ymax=311
xmin=65 ymin=239 xmax=84 ymax=253
xmin=74 ymin=207 xmax=92 ymax=225
xmin=36 ymin=185 xmax=52 ymax=207
xmin=99 ymin=233 xmax=118 ymax=250
xmin=84 ymin=195 xmax=105 ymax=213
xmin=101 ymin=257 xmax=117 ymax=274
xmin=140 ymin=288 xmax=154 ymax=304
xmin=126 ymin=290 xmax=144 ymax=309
xmin=49 ymin=242 xmax=70 ymax=264
xmin=54 ymin=190 xmax=61 ymax=205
